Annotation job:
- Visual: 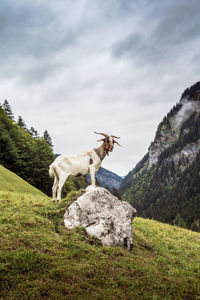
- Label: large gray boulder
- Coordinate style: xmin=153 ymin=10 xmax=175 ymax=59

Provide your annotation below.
xmin=64 ymin=186 xmax=137 ymax=250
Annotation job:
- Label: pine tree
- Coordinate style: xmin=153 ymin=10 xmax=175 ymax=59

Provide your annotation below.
xmin=17 ymin=116 xmax=27 ymax=130
xmin=2 ymin=100 xmax=14 ymax=119
xmin=43 ymin=130 xmax=53 ymax=147
xmin=29 ymin=127 xmax=38 ymax=138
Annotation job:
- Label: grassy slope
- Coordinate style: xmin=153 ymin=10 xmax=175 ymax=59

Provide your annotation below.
xmin=0 ymin=189 xmax=200 ymax=299
xmin=0 ymin=165 xmax=44 ymax=196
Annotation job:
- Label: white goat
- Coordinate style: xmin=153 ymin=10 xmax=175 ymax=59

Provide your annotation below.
xmin=49 ymin=132 xmax=121 ymax=201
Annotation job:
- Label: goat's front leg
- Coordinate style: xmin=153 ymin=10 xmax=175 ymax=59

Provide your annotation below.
xmin=89 ymin=167 xmax=96 ymax=186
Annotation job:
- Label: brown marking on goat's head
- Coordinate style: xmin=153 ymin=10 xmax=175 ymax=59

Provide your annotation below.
xmin=89 ymin=158 xmax=93 ymax=164
xmin=94 ymin=131 xmax=121 ymax=156
xmin=105 ymin=137 xmax=114 ymax=155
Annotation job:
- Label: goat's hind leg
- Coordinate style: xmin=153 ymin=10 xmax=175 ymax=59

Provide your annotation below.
xmin=57 ymin=174 xmax=68 ymax=201
xmin=52 ymin=176 xmax=59 ymax=202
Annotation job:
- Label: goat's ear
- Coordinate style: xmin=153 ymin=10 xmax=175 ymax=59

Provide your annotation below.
xmin=97 ymin=138 xmax=105 ymax=142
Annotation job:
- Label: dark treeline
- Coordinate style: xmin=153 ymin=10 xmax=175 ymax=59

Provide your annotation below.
xmin=0 ymin=100 xmax=87 ymax=196
xmin=0 ymin=100 xmax=55 ymax=195
xmin=122 ymin=154 xmax=200 ymax=232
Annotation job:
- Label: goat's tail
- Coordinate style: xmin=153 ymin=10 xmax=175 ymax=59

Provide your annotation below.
xmin=49 ymin=164 xmax=55 ymax=178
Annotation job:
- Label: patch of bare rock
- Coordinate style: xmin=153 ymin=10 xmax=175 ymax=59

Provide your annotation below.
xmin=64 ymin=186 xmax=137 ymax=250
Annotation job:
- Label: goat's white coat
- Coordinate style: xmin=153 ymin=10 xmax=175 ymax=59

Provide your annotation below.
xmin=49 ymin=149 xmax=101 ymax=201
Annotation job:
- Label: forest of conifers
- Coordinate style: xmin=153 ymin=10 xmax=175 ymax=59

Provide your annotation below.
xmin=0 ymin=100 xmax=87 ymax=196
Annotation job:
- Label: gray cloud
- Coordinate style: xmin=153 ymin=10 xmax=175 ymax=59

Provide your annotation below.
xmin=0 ymin=0 xmax=134 ymax=62
xmin=0 ymin=0 xmax=141 ymax=83
xmin=0 ymin=0 xmax=199 ymax=175
xmin=0 ymin=1 xmax=87 ymax=59
xmin=112 ymin=0 xmax=200 ymax=64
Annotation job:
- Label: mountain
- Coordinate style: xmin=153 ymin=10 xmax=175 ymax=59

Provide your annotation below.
xmin=86 ymin=166 xmax=123 ymax=192
xmin=120 ymin=82 xmax=200 ymax=232
xmin=0 ymin=136 xmax=199 ymax=298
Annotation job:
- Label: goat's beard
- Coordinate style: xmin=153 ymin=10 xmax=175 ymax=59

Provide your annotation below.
xmin=106 ymin=148 xmax=114 ymax=156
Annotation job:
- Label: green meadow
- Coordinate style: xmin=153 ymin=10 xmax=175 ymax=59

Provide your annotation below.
xmin=0 ymin=165 xmax=200 ymax=299
xmin=0 ymin=165 xmax=44 ymax=196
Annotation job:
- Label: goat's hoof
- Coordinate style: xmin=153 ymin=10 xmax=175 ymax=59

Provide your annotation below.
xmin=86 ymin=185 xmax=96 ymax=192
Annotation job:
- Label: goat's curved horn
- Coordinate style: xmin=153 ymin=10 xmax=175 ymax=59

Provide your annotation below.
xmin=114 ymin=140 xmax=121 ymax=146
xmin=94 ymin=131 xmax=109 ymax=138
xmin=111 ymin=135 xmax=120 ymax=139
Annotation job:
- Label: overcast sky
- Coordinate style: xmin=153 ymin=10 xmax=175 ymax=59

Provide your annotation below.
xmin=0 ymin=0 xmax=200 ymax=176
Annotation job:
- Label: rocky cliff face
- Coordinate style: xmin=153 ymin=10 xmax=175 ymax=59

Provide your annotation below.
xmin=120 ymin=82 xmax=200 ymax=232
xmin=149 ymin=98 xmax=200 ymax=168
